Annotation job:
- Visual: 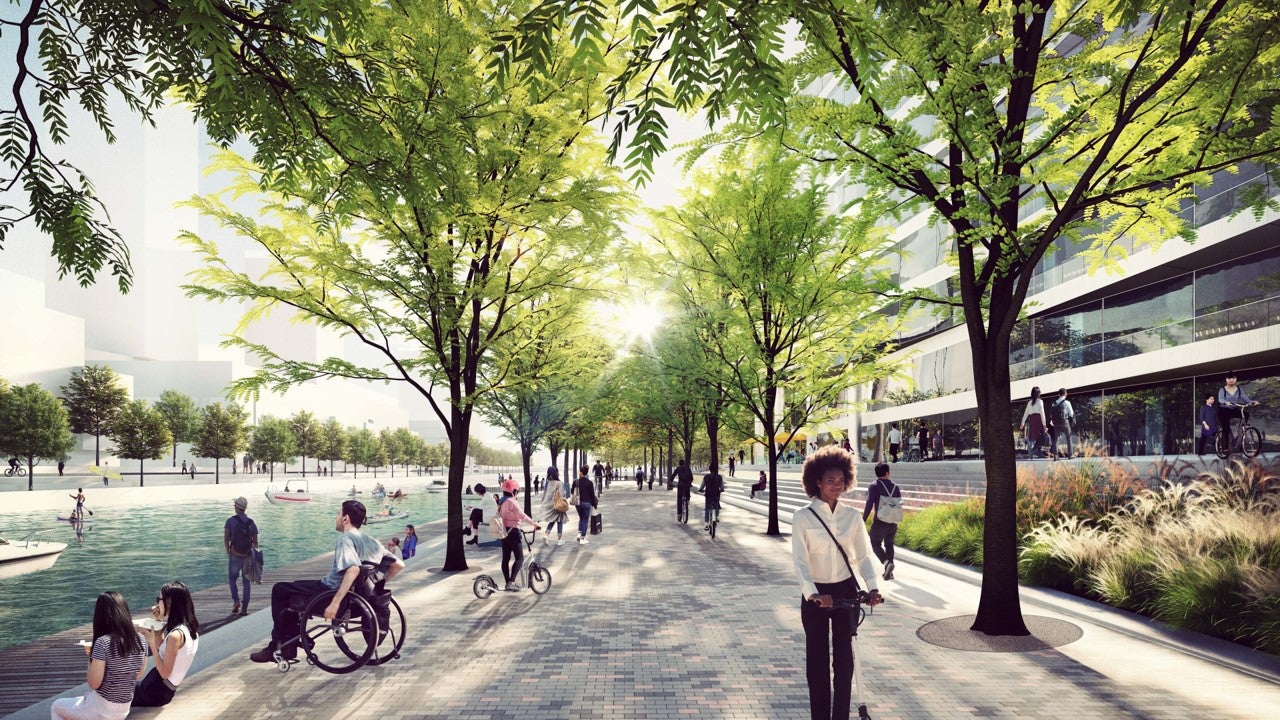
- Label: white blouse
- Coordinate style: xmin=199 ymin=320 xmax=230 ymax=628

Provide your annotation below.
xmin=159 ymin=625 xmax=198 ymax=686
xmin=791 ymin=498 xmax=880 ymax=599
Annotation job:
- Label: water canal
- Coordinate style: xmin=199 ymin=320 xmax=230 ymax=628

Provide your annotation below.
xmin=0 ymin=485 xmax=451 ymax=650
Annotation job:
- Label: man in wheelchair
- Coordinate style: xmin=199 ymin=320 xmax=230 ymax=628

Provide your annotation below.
xmin=250 ymin=499 xmax=404 ymax=664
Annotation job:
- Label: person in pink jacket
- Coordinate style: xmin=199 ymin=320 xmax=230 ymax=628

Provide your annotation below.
xmin=498 ymin=478 xmax=541 ymax=591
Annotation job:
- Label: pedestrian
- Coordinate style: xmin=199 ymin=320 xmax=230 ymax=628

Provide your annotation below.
xmin=915 ymin=421 xmax=928 ymax=460
xmin=402 ymin=525 xmax=417 ymax=559
xmin=931 ymin=429 xmax=943 ymax=460
xmin=58 ymin=459 xmax=65 ymax=476
xmin=51 ymin=591 xmax=148 ymax=720
xmin=465 ymin=483 xmax=487 ymax=545
xmin=224 ymin=497 xmax=258 ymax=616
xmin=1049 ymin=388 xmax=1076 ymax=459
xmin=539 ymin=466 xmax=569 ymax=546
xmin=863 ymin=463 xmax=902 ymax=581
xmin=180 ymin=460 xmax=187 ymax=474
xmin=189 ymin=462 xmax=196 ymax=479
xmin=133 ymin=580 xmax=200 ymax=708
xmin=887 ymin=423 xmax=901 ymax=463
xmin=791 ymin=446 xmax=883 ymax=720
xmin=635 ymin=465 xmax=645 ymax=491
xmin=728 ymin=454 xmax=736 ymax=477
xmin=1020 ymin=386 xmax=1047 ymax=458
xmin=1197 ymin=394 xmax=1218 ymax=455
xmin=497 ymin=478 xmax=540 ymax=591
xmin=572 ymin=466 xmax=598 ymax=544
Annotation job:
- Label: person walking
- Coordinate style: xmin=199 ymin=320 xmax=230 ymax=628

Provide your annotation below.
xmin=573 ymin=466 xmax=598 ymax=544
xmin=224 ymin=497 xmax=258 ymax=616
xmin=1049 ymin=388 xmax=1076 ymax=459
xmin=539 ymin=467 xmax=569 ymax=546
xmin=58 ymin=459 xmax=65 ymax=476
xmin=915 ymin=421 xmax=928 ymax=461
xmin=1197 ymin=394 xmax=1219 ymax=455
xmin=791 ymin=446 xmax=883 ymax=720
xmin=862 ymin=463 xmax=902 ymax=581
xmin=727 ymin=454 xmax=736 ymax=477
xmin=498 ymin=478 xmax=540 ymax=591
xmin=133 ymin=580 xmax=200 ymax=708
xmin=886 ymin=423 xmax=901 ymax=463
xmin=1020 ymin=386 xmax=1048 ymax=458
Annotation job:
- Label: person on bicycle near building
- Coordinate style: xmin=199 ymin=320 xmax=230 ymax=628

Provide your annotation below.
xmin=1197 ymin=394 xmax=1219 ymax=455
xmin=1217 ymin=371 xmax=1257 ymax=449
xmin=697 ymin=463 xmax=725 ymax=530
xmin=671 ymin=457 xmax=695 ymax=519
xmin=539 ymin=467 xmax=569 ymax=546
xmin=250 ymin=500 xmax=403 ymax=664
xmin=7 ymin=456 xmax=19 ymax=474
xmin=862 ymin=464 xmax=901 ymax=581
xmin=498 ymin=478 xmax=540 ymax=590
xmin=792 ymin=445 xmax=883 ymax=720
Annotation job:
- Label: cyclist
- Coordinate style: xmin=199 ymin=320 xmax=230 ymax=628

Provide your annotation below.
xmin=670 ymin=458 xmax=694 ymax=521
xmin=1217 ymin=371 xmax=1258 ymax=450
xmin=6 ymin=457 xmax=18 ymax=474
xmin=697 ymin=463 xmax=725 ymax=531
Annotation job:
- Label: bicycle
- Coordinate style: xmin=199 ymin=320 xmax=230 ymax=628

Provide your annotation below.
xmin=472 ymin=527 xmax=552 ymax=598
xmin=4 ymin=465 xmax=26 ymax=477
xmin=703 ymin=506 xmax=719 ymax=539
xmin=676 ymin=491 xmax=689 ymax=524
xmin=1215 ymin=402 xmax=1263 ymax=459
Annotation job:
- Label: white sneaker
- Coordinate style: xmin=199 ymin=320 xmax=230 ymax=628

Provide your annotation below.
xmin=543 ymin=537 xmax=549 ymax=546
xmin=580 ymin=536 xmax=589 ymax=544
xmin=504 ymin=582 xmax=519 ymax=591
xmin=556 ymin=539 xmax=564 ymax=546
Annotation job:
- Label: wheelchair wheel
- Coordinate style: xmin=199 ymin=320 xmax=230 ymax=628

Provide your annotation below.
xmin=1243 ymin=427 xmax=1263 ymax=458
xmin=300 ymin=591 xmax=376 ymax=674
xmin=473 ymin=574 xmax=497 ymax=599
xmin=365 ymin=596 xmax=406 ymax=666
xmin=528 ymin=563 xmax=552 ymax=595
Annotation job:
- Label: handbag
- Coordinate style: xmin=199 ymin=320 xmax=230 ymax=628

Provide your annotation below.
xmin=569 ymin=481 xmax=580 ymax=507
xmin=552 ymin=489 xmax=569 ymax=513
xmin=875 ymin=480 xmax=904 ymax=524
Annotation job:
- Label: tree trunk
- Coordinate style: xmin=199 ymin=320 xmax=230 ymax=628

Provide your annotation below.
xmin=441 ymin=409 xmax=472 ymax=572
xmin=215 ymin=458 xmax=220 ymax=484
xmin=765 ymin=383 xmax=781 ymax=535
xmin=139 ymin=458 xmax=145 ymax=488
xmin=26 ymin=456 xmax=33 ymax=491
xmin=172 ymin=444 xmax=177 ymax=466
xmin=302 ymin=455 xmax=307 ymax=478
xmin=521 ymin=440 xmax=534 ymax=515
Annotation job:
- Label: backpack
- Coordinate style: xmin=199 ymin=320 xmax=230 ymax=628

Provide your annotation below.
xmin=1050 ymin=398 xmax=1069 ymax=426
xmin=230 ymin=515 xmax=255 ymax=554
xmin=875 ymin=480 xmax=904 ymax=524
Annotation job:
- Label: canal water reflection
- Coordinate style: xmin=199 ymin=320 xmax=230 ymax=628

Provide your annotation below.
xmin=0 ymin=489 xmax=447 ymax=651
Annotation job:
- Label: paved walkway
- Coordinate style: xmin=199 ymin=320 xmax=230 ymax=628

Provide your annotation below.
xmin=9 ymin=488 xmax=1279 ymax=720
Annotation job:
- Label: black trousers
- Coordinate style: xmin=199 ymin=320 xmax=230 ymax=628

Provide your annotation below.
xmin=801 ymin=578 xmax=859 ymax=720
xmin=501 ymin=528 xmax=524 ymax=583
xmin=132 ymin=668 xmax=175 ymax=707
xmin=270 ymin=578 xmax=329 ymax=653
xmin=868 ymin=519 xmax=897 ymax=565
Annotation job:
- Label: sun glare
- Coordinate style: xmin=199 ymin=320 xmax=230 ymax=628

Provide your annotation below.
xmin=598 ymin=299 xmax=665 ymax=345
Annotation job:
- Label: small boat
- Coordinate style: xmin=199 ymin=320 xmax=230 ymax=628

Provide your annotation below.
xmin=425 ymin=480 xmax=446 ymax=493
xmin=387 ymin=491 xmax=409 ymax=500
xmin=265 ymin=480 xmax=312 ymax=504
xmin=0 ymin=533 xmax=68 ymax=580
xmin=365 ymin=510 xmax=409 ymax=525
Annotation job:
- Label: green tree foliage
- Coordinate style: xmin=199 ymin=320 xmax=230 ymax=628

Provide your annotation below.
xmin=378 ymin=428 xmax=403 ymax=477
xmin=108 ymin=400 xmax=172 ymax=487
xmin=391 ymin=428 xmax=420 ymax=476
xmin=249 ymin=416 xmax=296 ymax=482
xmin=0 ymin=0 xmax=378 ymax=291
xmin=318 ymin=418 xmax=348 ymax=473
xmin=60 ymin=364 xmax=128 ymax=467
xmin=154 ymin=390 xmax=200 ymax=467
xmin=288 ymin=411 xmax=322 ymax=477
xmin=511 ymin=0 xmax=1280 ymax=636
xmin=652 ymin=140 xmax=897 ymax=534
xmin=192 ymin=403 xmax=248 ymax=484
xmin=345 ymin=426 xmax=378 ymax=478
xmin=182 ymin=0 xmax=632 ymax=571
xmin=0 ymin=382 xmax=75 ymax=490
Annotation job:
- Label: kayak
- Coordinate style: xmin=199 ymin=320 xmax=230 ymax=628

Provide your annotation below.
xmin=365 ymin=511 xmax=409 ymax=525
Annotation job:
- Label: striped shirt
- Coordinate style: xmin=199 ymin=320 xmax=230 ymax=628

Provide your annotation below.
xmin=90 ymin=632 xmax=147 ymax=704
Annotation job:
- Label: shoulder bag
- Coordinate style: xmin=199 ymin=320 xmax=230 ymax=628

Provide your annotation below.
xmin=875 ymin=480 xmax=904 ymax=524
xmin=569 ymin=480 xmax=581 ymax=506
xmin=552 ymin=487 xmax=570 ymax=513
xmin=806 ymin=507 xmax=868 ymax=622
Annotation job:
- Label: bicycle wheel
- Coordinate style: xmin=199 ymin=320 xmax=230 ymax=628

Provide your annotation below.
xmin=1243 ymin=427 xmax=1263 ymax=458
xmin=301 ymin=592 xmax=375 ymax=674
xmin=365 ymin=596 xmax=405 ymax=666
xmin=1215 ymin=431 xmax=1231 ymax=459
xmin=473 ymin=575 xmax=497 ymax=599
xmin=678 ymin=499 xmax=688 ymax=524
xmin=528 ymin=563 xmax=552 ymax=595
xmin=709 ymin=510 xmax=718 ymax=539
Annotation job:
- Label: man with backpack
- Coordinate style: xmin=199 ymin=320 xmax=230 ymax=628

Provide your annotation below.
xmin=1049 ymin=388 xmax=1075 ymax=460
xmin=224 ymin=497 xmax=258 ymax=616
xmin=862 ymin=463 xmax=902 ymax=580
xmin=697 ymin=463 xmax=726 ymax=530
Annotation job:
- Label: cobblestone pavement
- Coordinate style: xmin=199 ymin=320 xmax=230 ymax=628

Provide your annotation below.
xmin=105 ymin=490 xmax=1280 ymax=719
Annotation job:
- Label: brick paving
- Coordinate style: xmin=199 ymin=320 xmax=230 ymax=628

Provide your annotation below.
xmin=25 ymin=488 xmax=1280 ymax=720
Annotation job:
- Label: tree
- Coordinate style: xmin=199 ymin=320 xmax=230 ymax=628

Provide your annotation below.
xmin=0 ymin=383 xmax=75 ymax=491
xmin=249 ymin=416 xmax=296 ymax=482
xmin=511 ymin=0 xmax=1280 ymax=637
xmin=345 ymin=427 xmax=378 ymax=479
xmin=61 ymin=364 xmax=128 ymax=468
xmin=192 ymin=403 xmax=248 ymax=484
xmin=0 ymin=0 xmax=379 ymax=291
xmin=108 ymin=400 xmax=172 ymax=487
xmin=318 ymin=418 xmax=348 ymax=475
xmin=288 ymin=411 xmax=322 ymax=477
xmin=652 ymin=140 xmax=896 ymax=535
xmin=391 ymin=428 xmax=420 ymax=476
xmin=378 ymin=428 xmax=404 ymax=478
xmin=154 ymin=390 xmax=200 ymax=467
xmin=182 ymin=0 xmax=632 ymax=572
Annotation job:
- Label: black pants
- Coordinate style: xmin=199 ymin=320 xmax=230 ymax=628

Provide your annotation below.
xmin=501 ymin=528 xmax=524 ymax=583
xmin=1197 ymin=431 xmax=1216 ymax=454
xmin=132 ymin=668 xmax=176 ymax=707
xmin=869 ymin=519 xmax=897 ymax=565
xmin=270 ymin=578 xmax=329 ymax=654
xmin=1218 ymin=407 xmax=1244 ymax=449
xmin=888 ymin=443 xmax=899 ymax=462
xmin=801 ymin=578 xmax=859 ymax=720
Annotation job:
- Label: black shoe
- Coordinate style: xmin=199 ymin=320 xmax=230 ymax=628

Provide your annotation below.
xmin=462 ymin=526 xmax=471 ymax=536
xmin=466 ymin=537 xmax=478 ymax=545
xmin=884 ymin=560 xmax=895 ymax=581
xmin=249 ymin=644 xmax=277 ymax=663
xmin=858 ymin=704 xmax=872 ymax=720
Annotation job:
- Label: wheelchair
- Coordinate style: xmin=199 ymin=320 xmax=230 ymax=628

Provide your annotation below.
xmin=271 ymin=556 xmax=406 ymax=674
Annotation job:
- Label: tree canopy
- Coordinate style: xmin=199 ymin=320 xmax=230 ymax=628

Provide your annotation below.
xmin=0 ymin=382 xmax=75 ymax=490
